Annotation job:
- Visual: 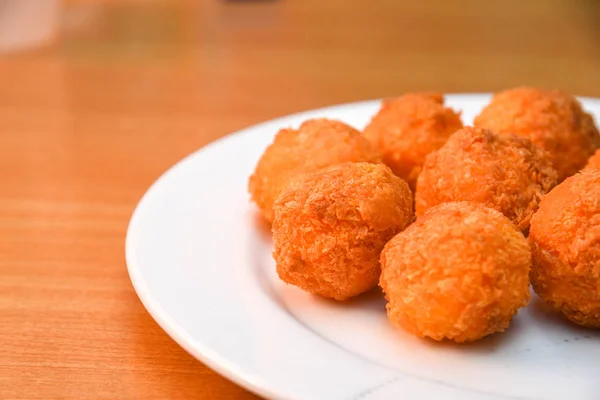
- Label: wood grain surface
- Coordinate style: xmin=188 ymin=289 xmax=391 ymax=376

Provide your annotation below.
xmin=2 ymin=0 xmax=600 ymax=398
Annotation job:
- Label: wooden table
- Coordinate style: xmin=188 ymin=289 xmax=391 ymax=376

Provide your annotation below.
xmin=2 ymin=0 xmax=600 ymax=398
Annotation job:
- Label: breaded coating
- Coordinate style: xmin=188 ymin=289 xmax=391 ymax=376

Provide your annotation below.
xmin=249 ymin=118 xmax=381 ymax=223
xmin=585 ymin=149 xmax=600 ymax=170
xmin=474 ymin=87 xmax=600 ymax=181
xmin=272 ymin=162 xmax=413 ymax=301
xmin=363 ymin=93 xmax=463 ymax=190
xmin=529 ymin=168 xmax=600 ymax=327
xmin=415 ymin=126 xmax=557 ymax=232
xmin=380 ymin=202 xmax=531 ymax=342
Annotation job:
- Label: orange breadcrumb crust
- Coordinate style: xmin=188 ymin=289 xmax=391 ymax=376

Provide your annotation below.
xmin=248 ymin=118 xmax=381 ymax=223
xmin=474 ymin=86 xmax=600 ymax=181
xmin=415 ymin=126 xmax=557 ymax=232
xmin=584 ymin=149 xmax=600 ymax=170
xmin=363 ymin=93 xmax=463 ymax=190
xmin=272 ymin=162 xmax=413 ymax=301
xmin=380 ymin=202 xmax=531 ymax=343
xmin=529 ymin=168 xmax=600 ymax=327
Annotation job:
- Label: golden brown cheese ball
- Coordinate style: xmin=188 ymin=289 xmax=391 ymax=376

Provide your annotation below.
xmin=273 ymin=162 xmax=413 ymax=301
xmin=363 ymin=93 xmax=463 ymax=190
xmin=474 ymin=87 xmax=600 ymax=181
xmin=585 ymin=149 xmax=600 ymax=170
xmin=529 ymin=168 xmax=600 ymax=327
xmin=249 ymin=118 xmax=381 ymax=223
xmin=380 ymin=202 xmax=531 ymax=342
xmin=415 ymin=126 xmax=557 ymax=232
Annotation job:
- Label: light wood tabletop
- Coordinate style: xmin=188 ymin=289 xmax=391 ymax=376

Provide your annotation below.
xmin=2 ymin=0 xmax=600 ymax=398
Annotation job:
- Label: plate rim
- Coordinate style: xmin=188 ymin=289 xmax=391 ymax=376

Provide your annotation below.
xmin=125 ymin=97 xmax=393 ymax=399
xmin=125 ymin=93 xmax=600 ymax=400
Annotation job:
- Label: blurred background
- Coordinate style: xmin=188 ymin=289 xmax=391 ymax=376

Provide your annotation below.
xmin=4 ymin=0 xmax=600 ymax=136
xmin=2 ymin=0 xmax=600 ymax=398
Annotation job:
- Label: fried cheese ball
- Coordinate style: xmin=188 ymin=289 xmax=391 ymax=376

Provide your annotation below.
xmin=363 ymin=93 xmax=463 ymax=190
xmin=474 ymin=87 xmax=600 ymax=181
xmin=415 ymin=127 xmax=557 ymax=232
xmin=273 ymin=162 xmax=413 ymax=301
xmin=249 ymin=118 xmax=381 ymax=223
xmin=584 ymin=149 xmax=600 ymax=170
xmin=529 ymin=168 xmax=600 ymax=327
xmin=380 ymin=202 xmax=531 ymax=342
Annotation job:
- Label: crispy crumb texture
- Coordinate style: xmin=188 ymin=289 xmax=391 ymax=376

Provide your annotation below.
xmin=474 ymin=86 xmax=600 ymax=180
xmin=529 ymin=168 xmax=600 ymax=327
xmin=415 ymin=126 xmax=557 ymax=231
xmin=248 ymin=118 xmax=381 ymax=223
xmin=380 ymin=202 xmax=531 ymax=343
xmin=272 ymin=162 xmax=413 ymax=301
xmin=363 ymin=92 xmax=463 ymax=190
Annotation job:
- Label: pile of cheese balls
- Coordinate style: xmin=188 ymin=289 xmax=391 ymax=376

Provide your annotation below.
xmin=248 ymin=87 xmax=600 ymax=343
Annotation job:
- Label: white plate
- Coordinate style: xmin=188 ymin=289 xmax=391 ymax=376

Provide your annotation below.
xmin=126 ymin=94 xmax=600 ymax=400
